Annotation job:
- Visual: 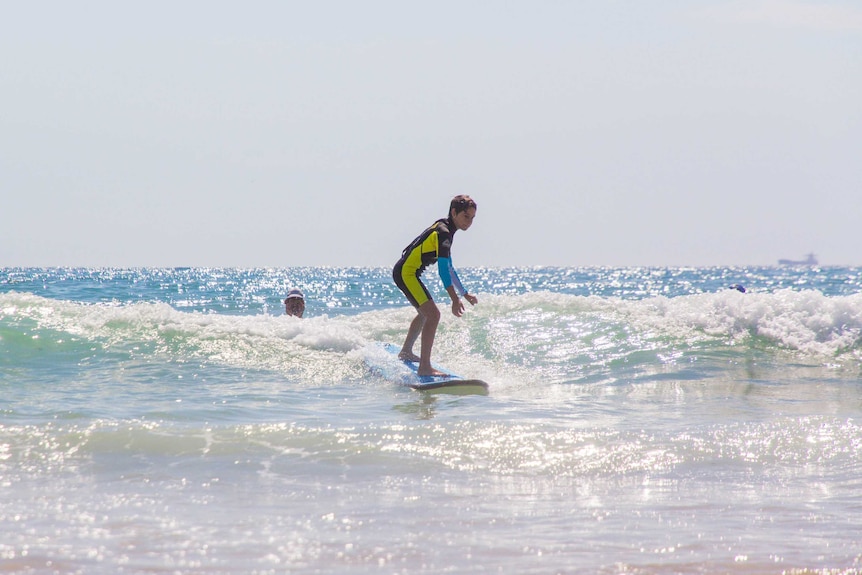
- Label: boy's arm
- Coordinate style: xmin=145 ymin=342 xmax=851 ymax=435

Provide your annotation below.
xmin=438 ymin=257 xmax=477 ymax=315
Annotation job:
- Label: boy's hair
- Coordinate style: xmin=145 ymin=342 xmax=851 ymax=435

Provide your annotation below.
xmin=450 ymin=195 xmax=477 ymax=214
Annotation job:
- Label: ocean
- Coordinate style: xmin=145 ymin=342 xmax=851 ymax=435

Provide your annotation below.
xmin=2 ymin=266 xmax=861 ymax=574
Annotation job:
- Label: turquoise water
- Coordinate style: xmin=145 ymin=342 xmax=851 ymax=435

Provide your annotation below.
xmin=2 ymin=267 xmax=862 ymax=574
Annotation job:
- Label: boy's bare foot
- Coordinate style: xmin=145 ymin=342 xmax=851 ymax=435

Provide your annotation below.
xmin=417 ymin=366 xmax=448 ymax=377
xmin=398 ymin=350 xmax=421 ymax=362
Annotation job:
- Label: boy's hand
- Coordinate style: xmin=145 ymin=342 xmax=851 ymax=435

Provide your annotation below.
xmin=464 ymin=293 xmax=478 ymax=306
xmin=451 ymin=299 xmax=465 ymax=317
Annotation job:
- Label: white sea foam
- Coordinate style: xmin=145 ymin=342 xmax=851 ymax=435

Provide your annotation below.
xmin=470 ymin=289 xmax=862 ymax=358
xmin=4 ymin=287 xmax=862 ymax=392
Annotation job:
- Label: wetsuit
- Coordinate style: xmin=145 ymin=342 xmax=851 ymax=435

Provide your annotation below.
xmin=393 ymin=216 xmax=467 ymax=308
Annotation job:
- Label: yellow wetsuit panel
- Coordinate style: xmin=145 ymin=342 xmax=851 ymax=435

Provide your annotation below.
xmin=393 ymin=219 xmax=450 ymax=308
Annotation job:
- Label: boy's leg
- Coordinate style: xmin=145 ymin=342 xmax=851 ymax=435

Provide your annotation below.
xmin=417 ymin=300 xmax=445 ymax=376
xmin=393 ymin=266 xmax=438 ymax=368
xmin=399 ymin=314 xmax=424 ymax=362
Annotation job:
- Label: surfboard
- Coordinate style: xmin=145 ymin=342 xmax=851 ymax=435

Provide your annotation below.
xmin=369 ymin=343 xmax=489 ymax=395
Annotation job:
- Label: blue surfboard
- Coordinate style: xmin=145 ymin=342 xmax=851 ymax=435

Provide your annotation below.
xmin=369 ymin=343 xmax=489 ymax=395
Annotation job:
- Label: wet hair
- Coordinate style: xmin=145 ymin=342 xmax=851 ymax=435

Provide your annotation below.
xmin=449 ymin=195 xmax=477 ymax=214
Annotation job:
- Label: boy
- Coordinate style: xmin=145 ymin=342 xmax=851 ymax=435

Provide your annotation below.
xmin=393 ymin=195 xmax=478 ymax=376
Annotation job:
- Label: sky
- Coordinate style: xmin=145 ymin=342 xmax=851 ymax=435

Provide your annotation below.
xmin=2 ymin=0 xmax=860 ymax=268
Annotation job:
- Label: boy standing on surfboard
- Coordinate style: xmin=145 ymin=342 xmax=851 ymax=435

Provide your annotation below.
xmin=393 ymin=195 xmax=478 ymax=376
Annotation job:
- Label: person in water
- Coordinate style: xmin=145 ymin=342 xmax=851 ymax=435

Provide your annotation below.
xmin=393 ymin=195 xmax=478 ymax=376
xmin=284 ymin=288 xmax=305 ymax=317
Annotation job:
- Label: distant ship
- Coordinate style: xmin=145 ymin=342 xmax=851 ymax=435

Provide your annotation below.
xmin=778 ymin=253 xmax=818 ymax=266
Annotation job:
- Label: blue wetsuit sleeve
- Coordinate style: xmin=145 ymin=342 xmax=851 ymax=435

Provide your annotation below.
xmin=438 ymin=257 xmax=467 ymax=296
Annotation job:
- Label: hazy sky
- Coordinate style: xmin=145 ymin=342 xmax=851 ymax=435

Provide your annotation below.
xmin=2 ymin=1 xmax=860 ymax=268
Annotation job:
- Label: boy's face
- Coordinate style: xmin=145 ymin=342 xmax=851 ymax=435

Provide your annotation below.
xmin=451 ymin=207 xmax=476 ymax=231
